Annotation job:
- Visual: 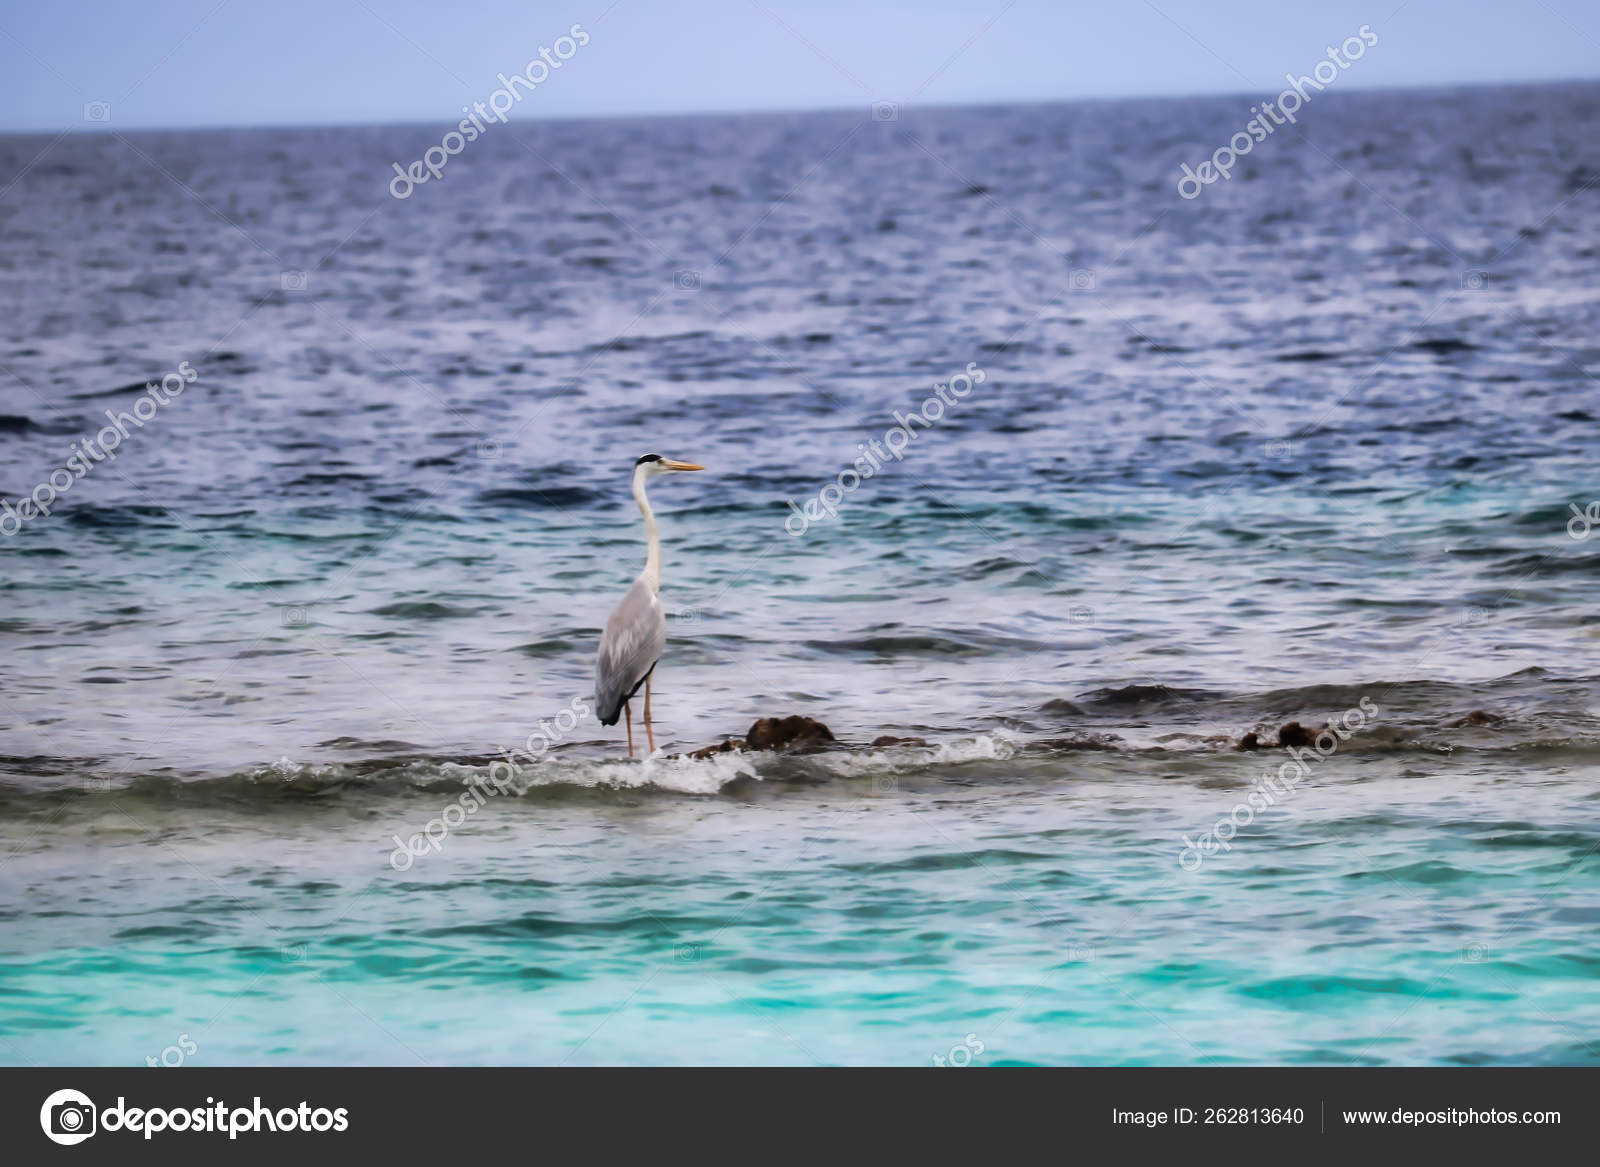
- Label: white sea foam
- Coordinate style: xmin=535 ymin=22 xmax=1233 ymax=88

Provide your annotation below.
xmin=580 ymin=748 xmax=761 ymax=794
xmin=407 ymin=731 xmax=1019 ymax=795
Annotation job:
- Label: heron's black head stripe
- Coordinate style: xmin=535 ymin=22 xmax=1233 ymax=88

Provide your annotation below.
xmin=635 ymin=453 xmax=663 ymax=466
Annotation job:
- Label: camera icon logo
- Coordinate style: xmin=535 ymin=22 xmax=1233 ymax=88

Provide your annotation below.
xmin=674 ymin=269 xmax=701 ymax=290
xmin=1068 ymin=268 xmax=1097 ymax=292
xmin=871 ymin=101 xmax=899 ymax=121
xmin=281 ymin=606 xmax=309 ymax=628
xmin=40 ymin=1088 xmax=97 ymax=1145
xmin=281 ymin=270 xmax=310 ymax=292
xmin=83 ymin=102 xmax=111 ymax=123
xmin=1460 ymin=270 xmax=1489 ymax=290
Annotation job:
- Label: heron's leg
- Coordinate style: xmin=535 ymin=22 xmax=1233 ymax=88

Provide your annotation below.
xmin=624 ymin=700 xmax=634 ymax=757
xmin=644 ymin=673 xmax=656 ymax=754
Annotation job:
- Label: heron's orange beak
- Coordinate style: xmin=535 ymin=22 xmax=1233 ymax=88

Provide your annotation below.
xmin=664 ymin=459 xmax=704 ymax=471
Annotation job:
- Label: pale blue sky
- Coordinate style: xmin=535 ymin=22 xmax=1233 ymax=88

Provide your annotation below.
xmin=2 ymin=0 xmax=1597 ymax=131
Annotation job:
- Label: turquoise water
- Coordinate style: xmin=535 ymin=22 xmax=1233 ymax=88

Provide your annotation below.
xmin=3 ymin=85 xmax=1600 ymax=1064
xmin=4 ymin=735 xmax=1598 ymax=1065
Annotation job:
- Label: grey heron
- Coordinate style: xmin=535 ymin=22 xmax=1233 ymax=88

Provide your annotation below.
xmin=594 ymin=453 xmax=704 ymax=756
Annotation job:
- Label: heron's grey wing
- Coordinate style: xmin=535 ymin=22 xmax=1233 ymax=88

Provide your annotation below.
xmin=594 ymin=577 xmax=666 ymax=724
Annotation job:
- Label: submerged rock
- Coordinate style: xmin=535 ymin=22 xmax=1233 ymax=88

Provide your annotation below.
xmin=1240 ymin=720 xmax=1366 ymax=750
xmin=1452 ymin=709 xmax=1505 ymax=727
xmin=1275 ymin=722 xmax=1315 ymax=748
xmin=1035 ymin=733 xmax=1122 ymax=752
xmin=746 ymin=715 xmax=835 ymax=752
xmin=683 ymin=715 xmax=838 ymax=759
xmin=871 ymin=735 xmax=927 ymax=748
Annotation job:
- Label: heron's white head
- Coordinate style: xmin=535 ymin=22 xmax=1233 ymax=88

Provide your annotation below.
xmin=634 ymin=453 xmax=704 ymax=478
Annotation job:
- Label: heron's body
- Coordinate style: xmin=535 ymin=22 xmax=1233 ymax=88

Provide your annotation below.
xmin=595 ymin=576 xmax=664 ymax=725
xmin=593 ymin=454 xmax=703 ymax=755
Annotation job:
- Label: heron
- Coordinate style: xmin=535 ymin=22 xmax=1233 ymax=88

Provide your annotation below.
xmin=594 ymin=453 xmax=704 ymax=756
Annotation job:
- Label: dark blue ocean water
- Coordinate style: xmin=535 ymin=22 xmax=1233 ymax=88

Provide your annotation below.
xmin=1 ymin=83 xmax=1598 ymax=1065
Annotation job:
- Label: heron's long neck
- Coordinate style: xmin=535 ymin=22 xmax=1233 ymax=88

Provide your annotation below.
xmin=634 ymin=469 xmax=661 ymax=590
